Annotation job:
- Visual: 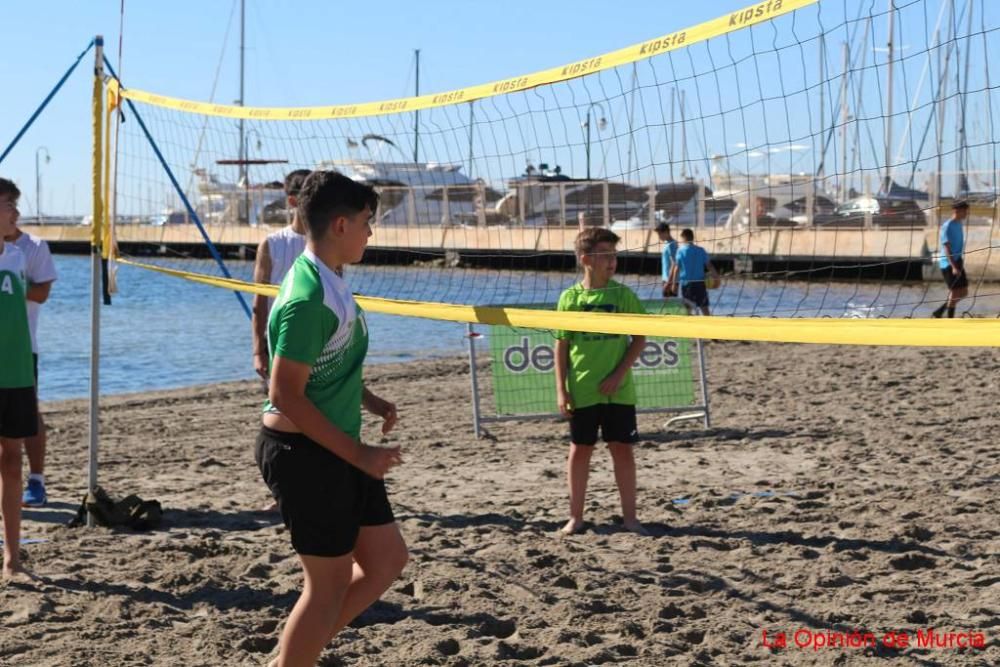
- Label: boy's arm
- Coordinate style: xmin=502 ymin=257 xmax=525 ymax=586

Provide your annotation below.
xmin=251 ymin=238 xmax=272 ymax=379
xmin=708 ymin=260 xmax=720 ymax=279
xmin=270 ymin=355 xmax=401 ymax=479
xmin=362 ymin=385 xmax=398 ymax=435
xmin=599 ymin=335 xmax=646 ymax=395
xmin=668 ymin=263 xmax=678 ymax=288
xmin=26 ymin=281 xmax=53 ymax=304
xmin=942 ymin=241 xmax=962 ymax=273
xmin=27 ymin=241 xmax=57 ymax=304
xmin=555 ymin=337 xmax=572 ymax=417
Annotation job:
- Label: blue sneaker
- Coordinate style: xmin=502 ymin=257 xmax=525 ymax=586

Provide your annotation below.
xmin=22 ymin=478 xmax=47 ymax=508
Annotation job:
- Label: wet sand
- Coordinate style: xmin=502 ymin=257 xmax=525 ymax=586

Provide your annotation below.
xmin=1 ymin=342 xmax=997 ymax=666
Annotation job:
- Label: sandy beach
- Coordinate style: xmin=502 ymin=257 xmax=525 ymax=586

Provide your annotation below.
xmin=1 ymin=342 xmax=997 ymax=666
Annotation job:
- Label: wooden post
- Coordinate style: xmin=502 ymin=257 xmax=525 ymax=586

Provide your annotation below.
xmin=863 ymin=174 xmax=873 ymax=228
xmin=559 ymin=182 xmax=567 ymax=227
xmin=696 ymin=179 xmax=705 ymax=228
xmin=441 ymin=186 xmax=450 ymax=226
xmin=602 ymin=181 xmax=610 ymax=227
xmin=648 ymin=181 xmax=656 ymax=229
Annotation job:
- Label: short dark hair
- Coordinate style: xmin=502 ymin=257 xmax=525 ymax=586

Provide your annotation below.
xmin=952 ymin=199 xmax=969 ymax=210
xmin=284 ymin=169 xmax=312 ymax=196
xmin=574 ymin=227 xmax=620 ymax=256
xmin=680 ymin=228 xmax=694 ymax=242
xmin=0 ymin=178 xmax=21 ymax=200
xmin=655 ymin=222 xmax=670 ymax=233
xmin=297 ymin=170 xmax=379 ymax=240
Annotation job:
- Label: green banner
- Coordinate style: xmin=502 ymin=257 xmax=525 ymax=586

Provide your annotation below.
xmin=487 ymin=300 xmax=696 ymax=415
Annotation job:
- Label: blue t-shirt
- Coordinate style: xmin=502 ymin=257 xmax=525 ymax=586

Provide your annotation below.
xmin=674 ymin=243 xmax=710 ymax=286
xmin=939 ymin=219 xmax=964 ymax=268
xmin=660 ymin=239 xmax=678 ymax=281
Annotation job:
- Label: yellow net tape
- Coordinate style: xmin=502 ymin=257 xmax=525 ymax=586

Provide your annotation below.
xmin=102 ymin=78 xmax=121 ymax=260
xmin=118 ymin=259 xmax=1000 ymax=348
xmin=90 ymin=64 xmax=103 ymax=248
xmin=119 ymin=0 xmax=816 ymax=120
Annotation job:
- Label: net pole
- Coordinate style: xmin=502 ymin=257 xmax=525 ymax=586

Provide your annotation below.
xmin=696 ymin=337 xmax=710 ymax=428
xmin=467 ymin=324 xmax=482 ymax=438
xmin=87 ymin=35 xmax=105 ymax=526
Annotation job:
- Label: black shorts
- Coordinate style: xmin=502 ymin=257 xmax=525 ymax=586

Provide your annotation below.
xmin=0 ymin=386 xmax=39 ymax=439
xmin=682 ymin=283 xmax=710 ymax=309
xmin=569 ymin=403 xmax=639 ymax=446
xmin=255 ymin=427 xmax=395 ymax=558
xmin=33 ymin=354 xmax=39 ymax=386
xmin=941 ymin=260 xmax=968 ymax=289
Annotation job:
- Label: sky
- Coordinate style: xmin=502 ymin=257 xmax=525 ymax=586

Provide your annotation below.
xmin=3 ymin=0 xmax=998 ymax=215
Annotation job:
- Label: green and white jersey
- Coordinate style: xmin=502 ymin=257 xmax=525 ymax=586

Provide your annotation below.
xmin=264 ymin=250 xmax=369 ymax=440
xmin=0 ymin=242 xmax=34 ymax=389
xmin=554 ymin=280 xmax=645 ymax=409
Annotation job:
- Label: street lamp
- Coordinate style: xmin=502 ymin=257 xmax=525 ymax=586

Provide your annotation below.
xmin=581 ymin=103 xmax=607 ymax=181
xmin=35 ymin=146 xmax=51 ymax=223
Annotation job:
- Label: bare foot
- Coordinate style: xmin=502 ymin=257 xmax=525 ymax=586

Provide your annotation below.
xmin=262 ymin=500 xmax=278 ymax=512
xmin=2 ymin=563 xmax=33 ymax=583
xmin=560 ymin=518 xmax=584 ymax=535
xmin=623 ymin=520 xmax=649 ymax=536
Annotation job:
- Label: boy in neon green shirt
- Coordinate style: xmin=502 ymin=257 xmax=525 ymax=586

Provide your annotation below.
xmin=554 ymin=228 xmax=647 ymax=535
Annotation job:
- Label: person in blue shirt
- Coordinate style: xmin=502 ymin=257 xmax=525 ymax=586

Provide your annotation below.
xmin=655 ymin=222 xmax=678 ymax=297
xmin=667 ymin=228 xmax=720 ymax=316
xmin=933 ymin=200 xmax=969 ymax=318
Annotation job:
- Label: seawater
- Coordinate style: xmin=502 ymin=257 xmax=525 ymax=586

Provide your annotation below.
xmin=35 ymin=255 xmax=976 ymax=401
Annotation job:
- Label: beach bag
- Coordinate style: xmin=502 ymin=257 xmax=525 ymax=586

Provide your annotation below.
xmin=68 ymin=486 xmax=163 ymax=530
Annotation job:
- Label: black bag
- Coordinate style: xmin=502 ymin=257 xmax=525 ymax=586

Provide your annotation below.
xmin=69 ymin=486 xmax=163 ymax=530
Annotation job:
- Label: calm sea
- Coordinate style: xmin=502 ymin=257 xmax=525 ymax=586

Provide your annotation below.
xmin=35 ymin=255 xmax=981 ymax=401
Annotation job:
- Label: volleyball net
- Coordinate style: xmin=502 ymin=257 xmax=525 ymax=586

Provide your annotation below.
xmin=94 ymin=0 xmax=1000 ymax=349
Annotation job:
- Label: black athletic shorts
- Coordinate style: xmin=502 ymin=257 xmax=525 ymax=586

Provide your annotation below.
xmin=682 ymin=283 xmax=710 ymax=309
xmin=255 ymin=426 xmax=395 ymax=558
xmin=941 ymin=259 xmax=969 ymax=289
xmin=569 ymin=403 xmax=639 ymax=446
xmin=0 ymin=386 xmax=39 ymax=439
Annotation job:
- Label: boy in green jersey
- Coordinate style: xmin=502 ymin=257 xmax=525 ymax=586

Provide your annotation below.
xmin=554 ymin=227 xmax=648 ymax=536
xmin=255 ymin=171 xmax=405 ymax=666
xmin=0 ymin=178 xmax=38 ymax=580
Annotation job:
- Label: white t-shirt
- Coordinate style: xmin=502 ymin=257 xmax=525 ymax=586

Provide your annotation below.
xmin=13 ymin=231 xmax=57 ymax=354
xmin=267 ymin=226 xmax=307 ymax=285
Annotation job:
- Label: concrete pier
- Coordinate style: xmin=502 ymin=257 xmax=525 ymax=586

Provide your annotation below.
xmin=23 ymin=222 xmax=1000 ymax=281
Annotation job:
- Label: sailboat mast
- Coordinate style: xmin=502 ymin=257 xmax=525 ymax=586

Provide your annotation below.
xmin=238 ymin=0 xmax=247 ymax=221
xmin=883 ymin=0 xmax=895 ymax=194
xmin=818 ymin=34 xmax=826 ymax=181
xmin=680 ymin=89 xmax=687 ymax=180
xmin=958 ymin=0 xmax=973 ymax=194
xmin=840 ymin=42 xmax=849 ymax=201
xmin=669 ymin=88 xmax=676 ymax=182
xmin=414 ymin=49 xmax=420 ymax=164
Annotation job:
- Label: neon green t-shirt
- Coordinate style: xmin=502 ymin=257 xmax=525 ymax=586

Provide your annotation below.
xmin=554 ymin=280 xmax=645 ymax=409
xmin=0 ymin=243 xmax=34 ymax=389
xmin=263 ymin=251 xmax=369 ymax=440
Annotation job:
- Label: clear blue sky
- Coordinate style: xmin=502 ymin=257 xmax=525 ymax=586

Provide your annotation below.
xmin=3 ymin=1 xmax=998 ymax=214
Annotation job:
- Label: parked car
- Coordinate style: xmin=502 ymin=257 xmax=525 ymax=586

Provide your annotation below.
xmin=813 ymin=197 xmax=926 ymax=227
